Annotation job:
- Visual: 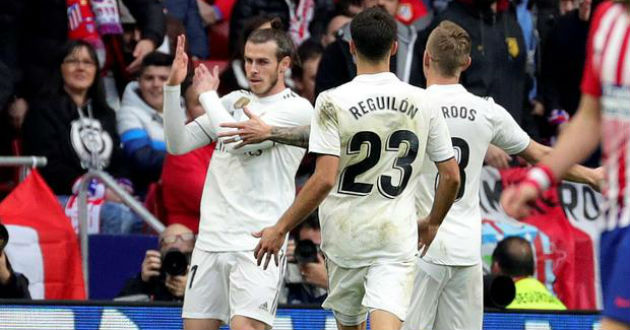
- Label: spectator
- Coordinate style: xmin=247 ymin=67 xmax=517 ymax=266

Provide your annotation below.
xmin=411 ymin=0 xmax=530 ymax=131
xmin=283 ymin=213 xmax=327 ymax=304
xmin=320 ymin=14 xmax=352 ymax=47
xmin=22 ymin=40 xmax=142 ymax=235
xmin=292 ymin=39 xmax=324 ymax=104
xmin=4 ymin=0 xmax=165 ymax=131
xmin=540 ymin=0 xmax=598 ymax=165
xmin=117 ymin=52 xmax=174 ymax=194
xmin=228 ymin=0 xmax=336 ymax=54
xmin=160 ymin=82 xmax=214 ymax=233
xmin=491 ymin=236 xmax=566 ymax=310
xmin=164 ymin=0 xmax=216 ymax=59
xmin=314 ymin=0 xmax=429 ymax=97
xmin=0 ymin=222 xmax=31 ymax=299
xmin=219 ymin=15 xmax=286 ymax=96
xmin=117 ymin=224 xmax=195 ymax=301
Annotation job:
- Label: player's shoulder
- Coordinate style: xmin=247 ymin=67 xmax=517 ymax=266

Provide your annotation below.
xmin=281 ymin=89 xmax=313 ymax=110
xmin=222 ymin=89 xmax=254 ymax=108
xmin=315 ymin=87 xmax=344 ymax=107
xmin=404 ymin=83 xmax=428 ymax=96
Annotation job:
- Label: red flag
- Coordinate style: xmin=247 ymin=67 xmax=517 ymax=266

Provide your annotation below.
xmin=500 ymin=167 xmax=597 ymax=309
xmin=0 ymin=170 xmax=86 ymax=299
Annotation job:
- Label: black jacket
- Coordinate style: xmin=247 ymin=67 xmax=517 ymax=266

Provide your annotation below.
xmin=228 ymin=0 xmax=335 ymax=55
xmin=22 ymin=94 xmax=129 ymax=195
xmin=0 ymin=258 xmax=31 ymax=299
xmin=117 ymin=273 xmax=181 ymax=302
xmin=412 ymin=1 xmax=528 ymax=126
xmin=540 ymin=10 xmax=588 ymax=117
xmin=1 ymin=0 xmax=165 ymax=99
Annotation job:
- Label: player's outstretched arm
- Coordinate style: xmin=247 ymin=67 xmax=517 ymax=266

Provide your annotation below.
xmin=164 ymin=35 xmax=214 ymax=155
xmin=517 ymin=140 xmax=605 ymax=190
xmin=501 ymin=94 xmax=602 ymax=219
xmin=419 ymin=157 xmax=460 ymax=256
xmin=253 ymin=154 xmax=339 ymax=270
xmin=218 ymin=108 xmax=311 ymax=149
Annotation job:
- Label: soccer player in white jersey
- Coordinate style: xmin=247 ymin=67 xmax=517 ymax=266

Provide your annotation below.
xmin=403 ymin=21 xmax=603 ymax=330
xmin=163 ymin=31 xmax=313 ymax=330
xmin=252 ymin=8 xmax=461 ymax=330
xmin=502 ymin=1 xmax=630 ymax=329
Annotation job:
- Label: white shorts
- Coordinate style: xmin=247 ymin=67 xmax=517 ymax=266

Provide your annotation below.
xmin=322 ymin=258 xmax=416 ymax=326
xmin=182 ymin=249 xmax=285 ymax=327
xmin=403 ymin=258 xmax=482 ymax=330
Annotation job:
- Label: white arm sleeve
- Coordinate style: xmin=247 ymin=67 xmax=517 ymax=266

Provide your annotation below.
xmin=198 ymin=90 xmax=274 ymax=155
xmin=163 ymin=85 xmax=214 ymax=155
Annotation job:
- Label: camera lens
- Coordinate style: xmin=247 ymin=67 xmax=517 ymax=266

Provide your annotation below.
xmin=162 ymin=249 xmax=189 ymax=276
xmin=294 ymin=239 xmax=319 ymax=264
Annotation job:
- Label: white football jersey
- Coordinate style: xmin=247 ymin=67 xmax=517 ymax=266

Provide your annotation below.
xmin=309 ymin=73 xmax=455 ymax=268
xmin=416 ymin=84 xmax=530 ymax=266
xmin=197 ymin=88 xmax=313 ymax=252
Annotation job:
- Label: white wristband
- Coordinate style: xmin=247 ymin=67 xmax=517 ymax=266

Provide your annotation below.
xmin=527 ymin=167 xmax=552 ymax=191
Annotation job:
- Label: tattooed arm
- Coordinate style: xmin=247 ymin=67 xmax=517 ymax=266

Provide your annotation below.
xmin=268 ymin=126 xmax=310 ymax=148
xmin=218 ymin=107 xmax=311 ymax=149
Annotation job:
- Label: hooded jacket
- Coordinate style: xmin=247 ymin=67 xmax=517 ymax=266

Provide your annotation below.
xmin=117 ymin=81 xmax=166 ymax=189
xmin=22 ymin=94 xmax=128 ymax=196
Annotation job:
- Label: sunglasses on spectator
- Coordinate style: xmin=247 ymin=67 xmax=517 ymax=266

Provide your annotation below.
xmin=63 ymin=58 xmax=97 ymax=67
xmin=160 ymin=233 xmax=195 ymax=245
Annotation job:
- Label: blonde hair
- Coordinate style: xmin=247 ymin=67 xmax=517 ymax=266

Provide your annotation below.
xmin=426 ymin=20 xmax=472 ymax=77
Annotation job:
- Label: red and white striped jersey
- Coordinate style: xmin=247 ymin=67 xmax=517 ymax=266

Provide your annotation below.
xmin=581 ymin=1 xmax=630 ymax=230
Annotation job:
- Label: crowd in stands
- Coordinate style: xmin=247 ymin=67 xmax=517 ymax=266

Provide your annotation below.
xmin=0 ymin=0 xmax=598 ymax=305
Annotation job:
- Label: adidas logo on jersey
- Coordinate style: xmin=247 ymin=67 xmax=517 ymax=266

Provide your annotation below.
xmin=258 ymin=302 xmax=269 ymax=312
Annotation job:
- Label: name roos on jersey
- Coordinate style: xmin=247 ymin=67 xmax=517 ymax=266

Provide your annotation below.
xmin=349 ymin=96 xmax=420 ymax=120
xmin=440 ymin=105 xmax=477 ymax=121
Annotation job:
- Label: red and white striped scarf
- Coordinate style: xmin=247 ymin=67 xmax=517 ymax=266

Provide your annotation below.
xmin=285 ymin=0 xmax=315 ymax=45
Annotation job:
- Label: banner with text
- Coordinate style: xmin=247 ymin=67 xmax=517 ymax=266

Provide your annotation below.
xmin=479 ymin=167 xmax=603 ymax=309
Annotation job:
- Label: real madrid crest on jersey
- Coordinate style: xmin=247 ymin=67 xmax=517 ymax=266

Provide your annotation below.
xmin=70 ymin=104 xmax=113 ymax=170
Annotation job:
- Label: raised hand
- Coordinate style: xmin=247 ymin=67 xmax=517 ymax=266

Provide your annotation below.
xmin=167 ymin=35 xmax=189 ymax=86
xmin=127 ymin=39 xmax=156 ymax=73
xmin=192 ymin=63 xmax=220 ymax=95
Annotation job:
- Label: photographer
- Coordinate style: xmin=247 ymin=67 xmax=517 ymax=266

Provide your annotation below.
xmin=0 ymin=222 xmax=31 ymax=299
xmin=283 ymin=213 xmax=327 ymax=305
xmin=117 ymin=224 xmax=194 ymax=301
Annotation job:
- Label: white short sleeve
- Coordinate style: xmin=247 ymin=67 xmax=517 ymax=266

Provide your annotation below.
xmin=426 ymin=103 xmax=455 ymax=162
xmin=490 ymin=101 xmax=531 ymax=155
xmin=309 ymin=93 xmax=341 ymax=156
xmin=262 ymin=98 xmax=313 ymax=128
